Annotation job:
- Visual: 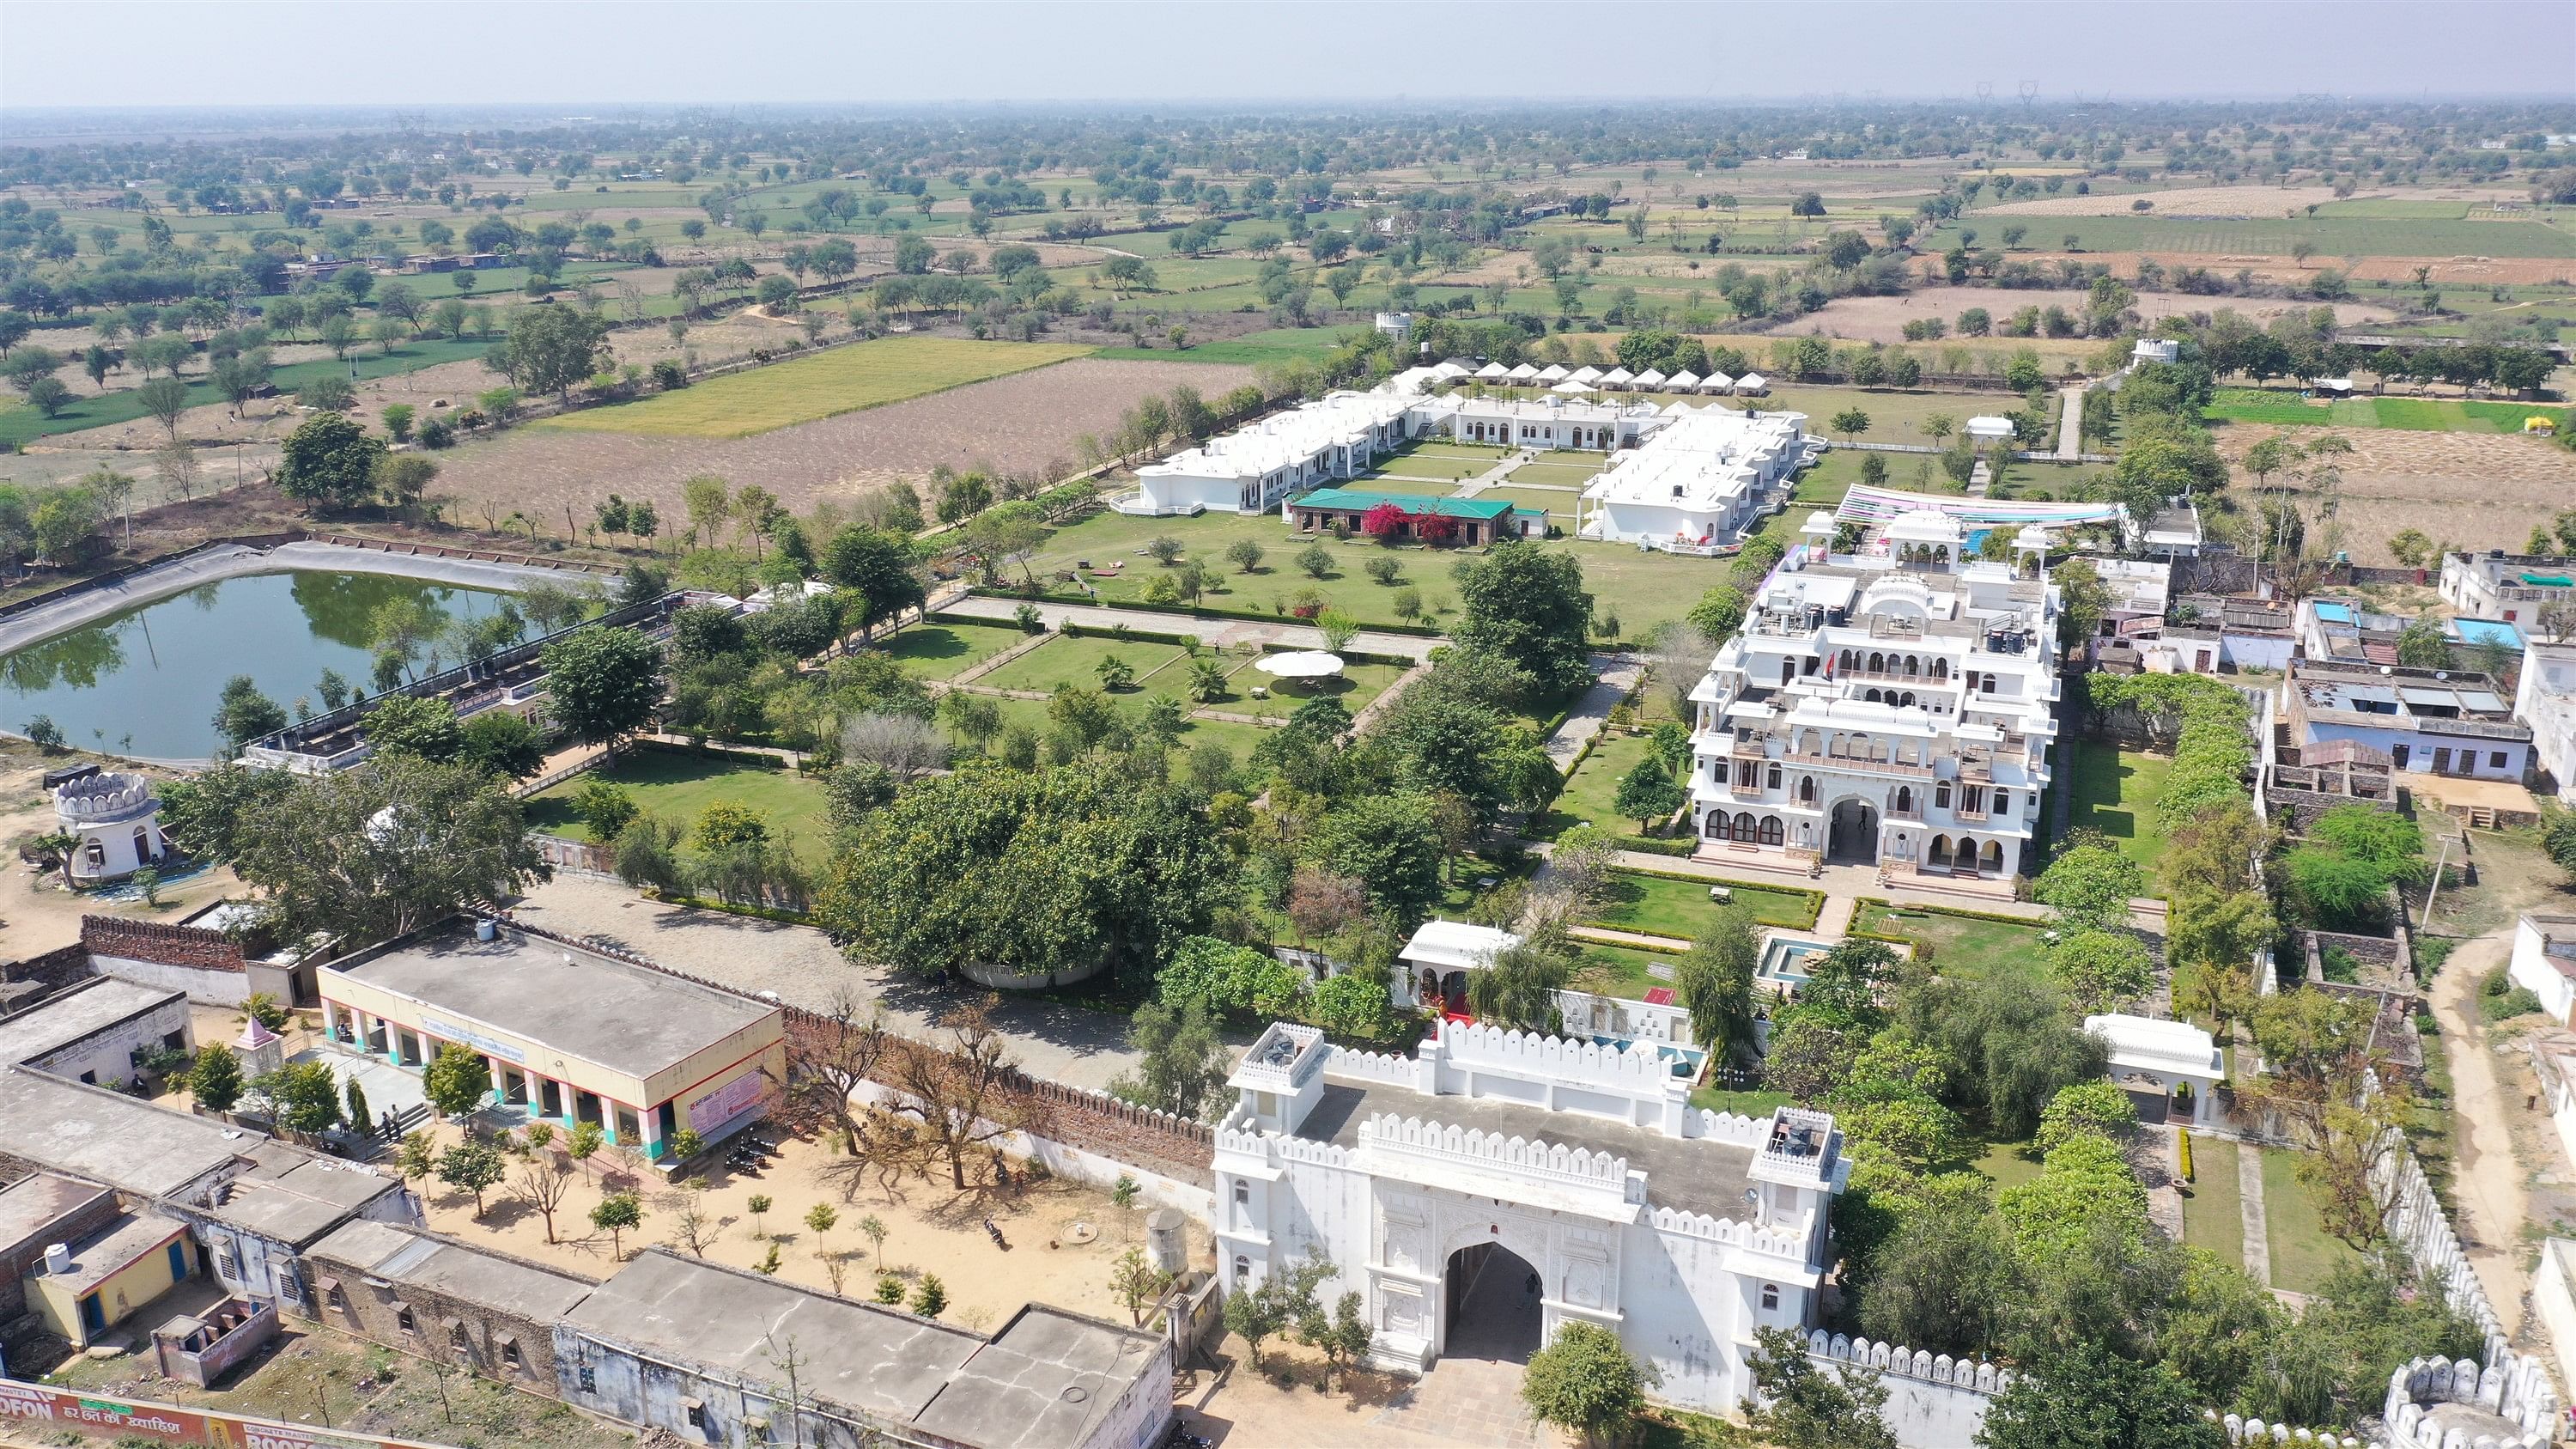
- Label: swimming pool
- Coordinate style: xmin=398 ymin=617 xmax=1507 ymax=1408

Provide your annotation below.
xmin=1759 ymin=938 xmax=1828 ymax=988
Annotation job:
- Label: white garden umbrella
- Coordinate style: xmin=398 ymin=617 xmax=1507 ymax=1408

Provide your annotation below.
xmin=1258 ymin=651 xmax=1346 ymax=680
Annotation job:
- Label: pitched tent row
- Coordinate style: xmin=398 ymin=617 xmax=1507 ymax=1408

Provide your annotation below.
xmin=1454 ymin=359 xmax=1765 ymax=396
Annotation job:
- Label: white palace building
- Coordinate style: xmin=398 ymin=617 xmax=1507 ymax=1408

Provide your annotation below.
xmin=1686 ymin=502 xmax=2070 ymax=885
xmin=1116 ymin=368 xmax=1814 ymax=557
xmin=1212 ymin=1020 xmax=1846 ymax=1412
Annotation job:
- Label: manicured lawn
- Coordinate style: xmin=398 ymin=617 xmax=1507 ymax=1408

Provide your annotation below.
xmin=1535 ymin=731 xmax=1667 ymax=838
xmin=1342 ymin=476 xmax=1459 ymax=496
xmin=2262 ymin=1144 xmax=2363 ymax=1294
xmin=538 ymin=337 xmax=1095 ymax=438
xmin=974 ymin=633 xmax=1189 ymax=694
xmin=1853 ymin=900 xmax=2054 ymax=981
xmin=526 ymin=749 xmax=831 ymax=857
xmin=1018 ymin=505 xmax=1742 ymax=636
xmin=1575 ymin=941 xmax=1683 ymax=1001
xmin=1509 ymin=460 xmax=1606 ymax=487
xmin=1360 ymin=450 xmax=1493 ymax=482
xmin=1691 ymin=1085 xmax=1794 ymax=1117
xmin=881 ymin=618 xmax=1032 ymax=681
xmin=2067 ymin=740 xmax=2174 ymax=888
xmin=2180 ymin=1133 xmax=2247 ymax=1265
xmin=939 ymin=691 xmax=1279 ymax=764
xmin=1206 ymin=656 xmax=1410 ymax=721
xmin=1974 ymin=1139 xmax=2045 ymax=1194
xmin=1583 ymin=871 xmax=1820 ymax=938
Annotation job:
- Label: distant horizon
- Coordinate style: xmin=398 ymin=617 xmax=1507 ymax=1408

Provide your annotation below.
xmin=5 ymin=1 xmax=2572 ymax=113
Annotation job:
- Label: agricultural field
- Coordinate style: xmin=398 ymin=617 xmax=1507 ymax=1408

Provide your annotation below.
xmin=2210 ymin=423 xmax=2576 ymax=564
xmin=539 ymin=336 xmax=1097 ymax=437
xmin=2008 ymin=212 xmax=2576 ymax=260
xmin=428 ymin=355 xmax=1251 ymax=531
xmin=2203 ymin=388 xmax=2570 ymax=435
xmin=1783 ymin=287 xmax=2397 ymax=348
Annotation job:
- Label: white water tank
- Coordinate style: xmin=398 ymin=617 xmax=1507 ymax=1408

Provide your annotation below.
xmin=43 ymin=1244 xmax=71 ymax=1275
xmin=1145 ymin=1208 xmax=1186 ymax=1275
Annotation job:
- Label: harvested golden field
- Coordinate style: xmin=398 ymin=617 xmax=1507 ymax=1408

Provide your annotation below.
xmin=1981 ymin=185 xmax=2360 ymax=217
xmin=428 ymin=355 xmax=1252 ymax=524
xmin=539 ymin=335 xmax=1097 ymax=438
xmin=2215 ymin=423 xmax=2576 ymax=563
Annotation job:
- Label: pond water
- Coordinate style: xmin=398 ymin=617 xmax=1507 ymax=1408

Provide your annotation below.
xmin=1 ymin=571 xmax=511 ymax=760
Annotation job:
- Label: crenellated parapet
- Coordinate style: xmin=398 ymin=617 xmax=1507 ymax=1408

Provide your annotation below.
xmin=1805 ymin=1331 xmax=2010 ymax=1396
xmin=1360 ymin=1112 xmax=1633 ymax=1190
xmin=1650 ymin=1204 xmax=1808 ymax=1258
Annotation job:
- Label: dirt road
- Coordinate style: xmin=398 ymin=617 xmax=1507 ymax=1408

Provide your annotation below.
xmin=2431 ymin=929 xmax=2534 ymax=1335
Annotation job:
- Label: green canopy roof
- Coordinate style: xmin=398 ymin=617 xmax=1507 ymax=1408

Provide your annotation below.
xmin=1291 ymin=488 xmax=1519 ymax=521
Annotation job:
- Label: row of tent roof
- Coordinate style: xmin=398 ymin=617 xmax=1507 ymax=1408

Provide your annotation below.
xmin=1428 ymin=357 xmax=1769 ymax=395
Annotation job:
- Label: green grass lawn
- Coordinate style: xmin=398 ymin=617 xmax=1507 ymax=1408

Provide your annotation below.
xmin=1017 ymin=505 xmax=1742 ymax=637
xmin=938 ymin=691 xmax=1281 ymax=764
xmin=1575 ymin=941 xmax=1684 ymax=1001
xmin=1853 ymin=900 xmax=2054 ymax=981
xmin=538 ymin=337 xmax=1095 ymax=438
xmin=2180 ymin=1133 xmax=2247 ymax=1264
xmin=975 ymin=634 xmax=1190 ymax=694
xmin=526 ymin=749 xmax=831 ymax=857
xmin=1583 ymin=871 xmax=1820 ymax=938
xmin=1341 ymin=476 xmax=1459 ymax=496
xmin=1690 ymin=1085 xmax=1794 ymax=1117
xmin=1359 ymin=451 xmax=1493 ymax=482
xmin=1535 ymin=731 xmax=1667 ymax=838
xmin=1471 ymin=486 xmax=1575 ymax=525
xmin=2261 ymin=1145 xmax=2363 ymax=1294
xmin=2067 ymin=740 xmax=2174 ymax=888
xmin=1509 ymin=460 xmax=1607 ymax=487
xmin=1205 ymin=655 xmax=1410 ymax=721
xmin=882 ymin=618 xmax=1033 ymax=680
xmin=2205 ymin=388 xmax=2570 ymax=435
xmin=1974 ymin=1139 xmax=2046 ymax=1194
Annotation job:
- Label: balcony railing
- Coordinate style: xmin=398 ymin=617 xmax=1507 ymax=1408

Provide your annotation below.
xmin=1886 ymin=805 xmax=1924 ymax=822
xmin=1953 ymin=803 xmax=1990 ymax=822
xmin=1779 ymin=750 xmax=1933 ymax=777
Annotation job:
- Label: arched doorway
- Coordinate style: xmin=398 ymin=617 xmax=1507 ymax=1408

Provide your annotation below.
xmin=1443 ymin=1242 xmax=1543 ymax=1361
xmin=1826 ymin=799 xmax=1880 ymax=864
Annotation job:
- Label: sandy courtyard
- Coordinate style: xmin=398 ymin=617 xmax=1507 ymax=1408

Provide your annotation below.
xmin=403 ymin=1115 xmax=1207 ymax=1336
xmin=421 ymin=355 xmax=1252 ymax=521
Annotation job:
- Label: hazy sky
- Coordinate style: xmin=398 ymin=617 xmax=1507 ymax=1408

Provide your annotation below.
xmin=5 ymin=1 xmax=2571 ymax=112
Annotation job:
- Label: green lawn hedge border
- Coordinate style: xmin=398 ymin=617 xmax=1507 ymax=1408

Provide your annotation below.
xmin=969 ymin=585 xmax=1446 ymax=636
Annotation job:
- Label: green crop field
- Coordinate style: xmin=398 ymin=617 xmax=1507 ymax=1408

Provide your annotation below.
xmin=2205 ymin=388 xmax=2571 ymax=434
xmin=538 ymin=336 xmax=1095 ymax=437
xmin=1093 ymin=327 xmax=1360 ymax=366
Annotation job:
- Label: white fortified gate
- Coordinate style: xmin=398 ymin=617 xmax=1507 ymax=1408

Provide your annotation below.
xmin=1212 ymin=1021 xmax=1846 ymax=1411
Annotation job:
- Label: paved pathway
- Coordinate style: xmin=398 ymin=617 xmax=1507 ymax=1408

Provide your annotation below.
xmin=1452 ymin=448 xmax=1534 ymax=499
xmin=1569 ymin=923 xmax=1690 ymax=953
xmin=1540 ymin=654 xmax=1641 ymax=772
xmin=2056 ymin=383 xmax=2087 ymax=461
xmin=2239 ymin=1138 xmax=2275 ymax=1289
xmin=504 ymin=874 xmax=1157 ymax=1093
xmin=2431 ymin=928 xmax=2536 ymax=1334
xmin=1369 ymin=1356 xmax=1550 ymax=1448
xmin=941 ymin=595 xmax=1437 ymax=662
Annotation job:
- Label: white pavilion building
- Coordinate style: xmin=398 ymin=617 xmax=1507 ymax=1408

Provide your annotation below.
xmin=1574 ymin=406 xmax=1814 ymax=552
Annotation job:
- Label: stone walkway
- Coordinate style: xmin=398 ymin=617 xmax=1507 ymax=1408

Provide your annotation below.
xmin=1452 ymin=448 xmax=1535 ymax=498
xmin=2239 ymin=1140 xmax=2274 ymax=1289
xmin=1368 ymin=1356 xmax=1550 ymax=1448
xmin=1540 ymin=654 xmax=1641 ymax=772
xmin=2056 ymin=383 xmax=2087 ymax=462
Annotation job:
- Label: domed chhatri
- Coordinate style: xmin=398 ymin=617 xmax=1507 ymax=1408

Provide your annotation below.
xmin=48 ymin=765 xmax=171 ymax=885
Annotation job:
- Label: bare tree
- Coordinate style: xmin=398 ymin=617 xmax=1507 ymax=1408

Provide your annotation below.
xmin=667 ymin=1193 xmax=723 ymax=1258
xmin=770 ymin=993 xmax=922 ymax=1202
xmin=839 ymin=712 xmax=949 ymax=783
xmin=511 ymin=1156 xmax=575 ymax=1243
xmin=1644 ymin=623 xmax=1720 ymax=715
xmin=892 ymin=999 xmax=1048 ymax=1190
xmin=153 ymin=442 xmax=201 ymax=502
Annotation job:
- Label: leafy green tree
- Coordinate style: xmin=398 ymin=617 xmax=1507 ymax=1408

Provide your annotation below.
xmin=909 ymin=1275 xmax=948 ymax=1318
xmin=1612 ymin=755 xmax=1686 ymax=832
xmin=589 ymin=1190 xmax=643 ymax=1259
xmin=227 ymin=755 xmax=549 ymax=947
xmin=255 ymin=1060 xmax=345 ymax=1137
xmin=823 ymin=527 xmax=927 ymax=630
xmin=1468 ymin=922 xmax=1580 ymax=1032
xmin=2046 ymin=928 xmax=2155 ymax=1012
xmin=362 ymin=694 xmax=464 ymax=762
xmin=2034 ymin=1080 xmax=2140 ymax=1157
xmin=2035 ymin=841 xmax=2147 ymax=932
xmin=1741 ymin=1324 xmax=1897 ymax=1449
xmin=1686 ymin=584 xmax=1747 ymax=639
xmin=424 ymin=1042 xmax=494 ymax=1119
xmin=1452 ymin=538 xmax=1595 ymax=698
xmin=188 ymin=1042 xmax=245 ymax=1115
xmin=1977 ymin=1341 xmax=2223 ymax=1449
xmin=276 ymin=412 xmax=387 ymax=512
xmin=459 ymin=709 xmax=546 ymax=779
xmin=1108 ymin=1000 xmax=1231 ymax=1120
xmin=485 ymin=302 xmax=611 ymax=401
xmin=1522 ymin=1321 xmax=1658 ymax=1445
xmin=2393 ymin=616 xmax=2451 ymax=670
xmin=211 ymin=675 xmax=288 ymax=752
xmin=1317 ymin=791 xmax=1449 ymax=919
xmin=1222 ymin=1257 xmax=1334 ymax=1371
xmin=1296 ymin=543 xmax=1335 ymax=578
xmin=1157 ymin=936 xmax=1311 ymax=1021
xmin=1676 ymin=903 xmax=1762 ymax=1066
xmin=540 ymin=626 xmax=664 ymax=755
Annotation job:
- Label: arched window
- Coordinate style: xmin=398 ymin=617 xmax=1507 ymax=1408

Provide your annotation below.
xmin=1868 ymin=652 xmax=1886 ymax=673
xmin=1704 ymin=813 xmax=1727 ymax=837
xmin=1983 ymin=840 xmax=2005 ymax=871
xmin=1799 ymin=776 xmax=1817 ymax=805
xmin=1895 ymin=786 xmax=1913 ymax=813
xmin=1733 ymin=813 xmax=1759 ymax=843
xmin=1899 ymin=692 xmax=1916 ymax=708
xmin=1760 ymin=1283 xmax=1781 ymax=1312
xmin=1234 ymin=1255 xmax=1252 ymax=1285
xmin=1904 ymin=655 xmax=1919 ymax=678
xmin=1935 ymin=781 xmax=1953 ymax=808
xmin=1766 ymin=762 xmax=1782 ymax=790
xmin=1759 ymin=816 xmax=1785 ymax=846
xmin=1929 ymin=835 xmax=1953 ymax=868
xmin=1863 ymin=688 xmax=1880 ymax=703
xmin=1933 ymin=659 xmax=1950 ymax=679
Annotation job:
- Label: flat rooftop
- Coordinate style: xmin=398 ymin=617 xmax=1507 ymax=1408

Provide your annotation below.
xmin=311 ymin=1219 xmax=596 ymax=1323
xmin=29 ymin=1210 xmax=187 ymax=1296
xmin=0 ymin=1172 xmax=114 ymax=1251
xmin=0 ymin=1068 xmax=251 ymax=1201
xmin=0 ymin=977 xmax=183 ymax=1068
xmin=1299 ymin=1075 xmax=1753 ymax=1215
xmin=205 ymin=1146 xmax=404 ymax=1247
xmin=563 ymin=1251 xmax=1161 ymax=1449
xmin=324 ymin=923 xmax=775 ymax=1081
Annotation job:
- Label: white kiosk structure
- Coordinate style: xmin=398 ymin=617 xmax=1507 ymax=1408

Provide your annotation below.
xmin=1212 ymin=1020 xmax=1845 ymax=1411
xmin=50 ymin=768 xmax=172 ymax=885
xmin=2084 ymin=1014 xmax=2221 ymax=1125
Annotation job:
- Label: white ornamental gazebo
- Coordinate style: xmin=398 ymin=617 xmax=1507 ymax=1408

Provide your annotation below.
xmin=2084 ymin=1014 xmax=2221 ymax=1126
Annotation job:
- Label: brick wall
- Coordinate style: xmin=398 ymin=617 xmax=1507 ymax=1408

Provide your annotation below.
xmin=82 ymin=917 xmax=245 ymax=973
xmin=302 ymin=1239 xmax=586 ymax=1392
xmin=0 ymin=942 xmax=94 ymax=1008
xmin=0 ymin=1181 xmax=120 ymax=1319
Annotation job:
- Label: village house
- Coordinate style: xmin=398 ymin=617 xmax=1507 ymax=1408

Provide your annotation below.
xmin=2516 ymin=640 xmax=2576 ymax=800
xmin=317 ymin=917 xmax=787 ymax=1165
xmin=1212 ymin=1020 xmax=1844 ymax=1413
xmin=2282 ymin=659 xmax=2530 ymax=783
xmin=1684 ymin=505 xmax=2064 ymax=886
xmin=2440 ymin=548 xmax=2576 ymax=630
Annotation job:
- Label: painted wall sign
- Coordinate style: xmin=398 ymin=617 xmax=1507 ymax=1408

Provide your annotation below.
xmin=0 ymin=1379 xmax=447 ymax=1449
xmin=416 ymin=1015 xmax=528 ymax=1065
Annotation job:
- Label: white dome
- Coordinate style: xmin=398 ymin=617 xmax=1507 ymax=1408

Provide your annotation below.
xmin=1885 ymin=509 xmax=1964 ymax=544
xmin=2014 ymin=524 xmax=2052 ymax=550
xmin=1802 ymin=510 xmax=1837 ymax=534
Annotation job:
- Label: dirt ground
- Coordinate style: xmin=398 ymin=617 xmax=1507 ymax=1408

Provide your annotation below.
xmin=0 ymin=747 xmax=245 ymax=957
xmin=422 ymin=355 xmax=1251 ymax=524
xmin=403 ymin=1114 xmax=1206 ymax=1337
xmin=2212 ymin=424 xmax=2576 ymax=563
xmin=1979 ymin=183 xmax=2530 ymax=217
xmin=1787 ymin=286 xmax=2397 ymax=344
